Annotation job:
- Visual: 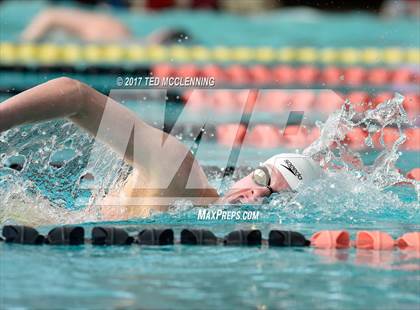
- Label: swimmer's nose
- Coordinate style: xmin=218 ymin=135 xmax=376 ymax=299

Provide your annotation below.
xmin=237 ymin=188 xmax=268 ymax=203
xmin=237 ymin=190 xmax=255 ymax=203
xmin=223 ymin=187 xmax=270 ymax=204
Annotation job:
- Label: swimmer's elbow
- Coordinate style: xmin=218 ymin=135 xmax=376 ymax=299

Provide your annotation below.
xmin=49 ymin=77 xmax=86 ymax=115
xmin=51 ymin=76 xmax=82 ymax=93
xmin=52 ymin=76 xmax=77 ymax=85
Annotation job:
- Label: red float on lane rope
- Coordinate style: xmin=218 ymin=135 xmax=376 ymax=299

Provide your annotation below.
xmin=296 ymin=65 xmax=320 ymax=85
xmin=405 ymin=128 xmax=420 ymax=150
xmin=316 ymin=91 xmax=344 ymax=113
xmin=397 ymin=232 xmax=420 ymax=251
xmin=367 ymin=68 xmax=390 ymax=86
xmin=345 ymin=128 xmax=368 ymax=150
xmin=406 ymin=168 xmax=420 ymax=181
xmin=226 ymin=65 xmax=251 ymax=85
xmin=343 ymin=67 xmax=366 ymax=86
xmin=245 ymin=125 xmax=283 ymax=148
xmin=150 ymin=64 xmax=419 ymax=86
xmin=272 ymin=65 xmax=296 ymax=85
xmin=321 ymin=66 xmax=343 ymax=85
xmin=310 ymin=230 xmax=351 ymax=249
xmin=355 ymin=231 xmax=395 ymax=251
xmin=258 ymin=91 xmax=290 ymax=113
xmin=216 ymin=124 xmax=247 ymax=147
xmin=249 ymin=65 xmax=273 ymax=85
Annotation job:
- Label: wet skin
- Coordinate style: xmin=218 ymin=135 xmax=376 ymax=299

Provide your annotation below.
xmin=221 ymin=164 xmax=292 ymax=204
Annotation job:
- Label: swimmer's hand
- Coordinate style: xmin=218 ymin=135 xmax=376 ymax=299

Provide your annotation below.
xmin=21 ymin=8 xmax=131 ymax=42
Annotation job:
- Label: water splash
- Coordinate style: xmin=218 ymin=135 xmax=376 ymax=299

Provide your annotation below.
xmin=163 ymin=92 xmax=419 ymax=226
xmin=0 ymin=93 xmax=418 ymax=226
xmin=0 ymin=120 xmax=130 ymax=225
xmin=271 ymin=171 xmax=420 ymax=225
xmin=304 ymin=93 xmax=417 ymax=188
xmin=294 ymin=93 xmax=419 ymax=222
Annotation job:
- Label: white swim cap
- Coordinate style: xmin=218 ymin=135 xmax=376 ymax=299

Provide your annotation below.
xmin=264 ymin=153 xmax=322 ymax=191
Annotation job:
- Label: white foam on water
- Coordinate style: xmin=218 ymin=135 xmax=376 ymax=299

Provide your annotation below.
xmin=0 ymin=94 xmax=418 ymax=225
xmin=303 ymin=93 xmax=416 ymax=188
xmin=290 ymin=93 xmax=420 ymax=222
xmin=0 ymin=120 xmax=129 ymax=225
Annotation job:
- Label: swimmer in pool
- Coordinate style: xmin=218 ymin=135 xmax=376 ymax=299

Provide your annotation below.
xmin=0 ymin=78 xmax=322 ymax=220
xmin=21 ymin=7 xmax=190 ymax=44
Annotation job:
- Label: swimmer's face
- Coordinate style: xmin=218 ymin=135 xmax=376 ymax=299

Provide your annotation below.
xmin=221 ymin=164 xmax=291 ymax=204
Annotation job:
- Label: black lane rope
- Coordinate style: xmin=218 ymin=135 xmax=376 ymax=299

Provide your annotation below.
xmin=1 ymin=225 xmax=309 ymax=247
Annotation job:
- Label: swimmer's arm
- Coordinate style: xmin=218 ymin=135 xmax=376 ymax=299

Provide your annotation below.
xmin=0 ymin=77 xmax=218 ymax=198
xmin=0 ymin=77 xmax=86 ymax=132
xmin=21 ymin=8 xmax=131 ymax=42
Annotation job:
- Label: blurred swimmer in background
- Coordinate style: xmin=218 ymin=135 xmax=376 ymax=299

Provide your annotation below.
xmin=21 ymin=7 xmax=191 ymax=44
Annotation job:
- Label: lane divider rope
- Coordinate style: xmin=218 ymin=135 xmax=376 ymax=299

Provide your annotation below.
xmin=1 ymin=43 xmax=419 ymax=65
xmin=1 ymin=63 xmax=418 ymax=87
xmin=152 ymin=64 xmax=420 ymax=86
xmin=1 ymin=225 xmax=419 ymax=251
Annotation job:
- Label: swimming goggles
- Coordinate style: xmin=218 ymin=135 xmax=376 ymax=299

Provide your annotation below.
xmin=251 ymin=166 xmax=274 ymax=195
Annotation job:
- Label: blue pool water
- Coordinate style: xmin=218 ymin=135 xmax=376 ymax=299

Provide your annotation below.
xmin=1 ymin=228 xmax=419 ymax=310
xmin=0 ymin=109 xmax=419 ymax=309
xmin=0 ymin=84 xmax=419 ymax=310
xmin=1 ymin=1 xmax=419 ymax=309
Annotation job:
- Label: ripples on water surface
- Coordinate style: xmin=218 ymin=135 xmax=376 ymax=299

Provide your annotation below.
xmin=0 ymin=94 xmax=419 ymax=309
